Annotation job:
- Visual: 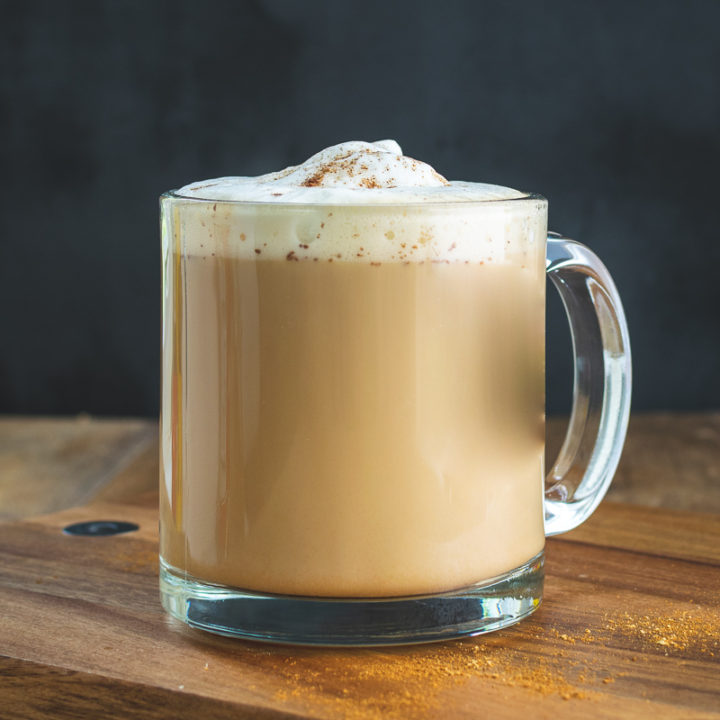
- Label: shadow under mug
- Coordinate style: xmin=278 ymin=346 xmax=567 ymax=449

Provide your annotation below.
xmin=158 ymin=193 xmax=631 ymax=646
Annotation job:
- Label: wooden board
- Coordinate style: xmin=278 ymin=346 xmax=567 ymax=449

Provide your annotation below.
xmin=0 ymin=416 xmax=156 ymax=521
xmin=1 ymin=414 xmax=719 ymax=718
xmin=1 ymin=497 xmax=719 ymax=719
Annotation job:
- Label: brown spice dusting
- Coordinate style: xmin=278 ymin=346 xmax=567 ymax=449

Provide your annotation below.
xmin=301 ymin=170 xmax=326 ymax=187
xmin=549 ymin=630 xmax=576 ymax=645
xmin=528 ymin=602 xmax=719 ymax=694
xmin=271 ymin=192 xmax=283 ymax=197
xmin=286 ymin=251 xmax=298 ymax=261
xmin=299 ymin=244 xmax=309 ymax=249
xmin=212 ymin=203 xmax=217 ymax=211
xmin=300 ymin=149 xmax=380 ymax=187
xmin=263 ymin=637 xmax=591 ymax=720
xmin=418 ymin=229 xmax=432 ymax=245
xmin=371 ymin=262 xmax=381 ymax=267
xmin=603 ymin=609 xmax=720 ymax=656
xmin=240 ymin=233 xmax=246 ymax=241
xmin=320 ymin=222 xmax=325 ymax=228
xmin=254 ymin=249 xmax=261 ymax=255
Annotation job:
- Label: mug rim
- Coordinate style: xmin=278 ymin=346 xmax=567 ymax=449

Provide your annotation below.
xmin=160 ymin=189 xmax=547 ymax=208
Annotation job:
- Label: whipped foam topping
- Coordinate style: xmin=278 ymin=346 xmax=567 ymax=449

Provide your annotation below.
xmin=177 ymin=140 xmax=525 ymax=204
xmin=167 ymin=141 xmax=546 ymax=265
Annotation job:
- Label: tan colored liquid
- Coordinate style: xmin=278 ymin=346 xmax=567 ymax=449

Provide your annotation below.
xmin=160 ymin=252 xmax=546 ymax=597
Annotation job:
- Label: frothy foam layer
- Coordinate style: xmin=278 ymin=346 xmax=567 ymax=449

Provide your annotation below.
xmin=176 ymin=140 xmax=525 ymax=204
xmin=169 ymin=201 xmax=546 ymax=265
xmin=167 ymin=140 xmax=546 ymax=264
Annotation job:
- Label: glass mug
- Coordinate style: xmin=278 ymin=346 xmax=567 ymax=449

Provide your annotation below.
xmin=159 ymin=191 xmax=631 ymax=645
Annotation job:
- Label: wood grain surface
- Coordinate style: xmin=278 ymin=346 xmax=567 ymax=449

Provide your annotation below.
xmin=0 ymin=415 xmax=155 ymax=521
xmin=1 ymin=414 xmax=719 ymax=719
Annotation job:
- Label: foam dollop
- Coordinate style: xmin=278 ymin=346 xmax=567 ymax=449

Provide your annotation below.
xmin=176 ymin=140 xmax=525 ymax=204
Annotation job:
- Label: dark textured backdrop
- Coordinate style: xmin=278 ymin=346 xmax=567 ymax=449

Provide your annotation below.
xmin=1 ymin=0 xmax=718 ymax=416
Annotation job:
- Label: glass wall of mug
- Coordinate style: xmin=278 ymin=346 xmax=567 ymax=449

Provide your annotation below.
xmin=160 ymin=194 xmax=548 ymax=644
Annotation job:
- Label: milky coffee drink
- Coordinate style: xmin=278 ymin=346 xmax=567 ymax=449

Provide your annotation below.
xmin=160 ymin=141 xmax=547 ymax=597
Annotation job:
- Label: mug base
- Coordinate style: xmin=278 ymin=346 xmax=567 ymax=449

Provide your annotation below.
xmin=159 ymin=551 xmax=544 ymax=646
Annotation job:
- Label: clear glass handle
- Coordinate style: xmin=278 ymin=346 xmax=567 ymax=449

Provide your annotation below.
xmin=544 ymin=233 xmax=632 ymax=536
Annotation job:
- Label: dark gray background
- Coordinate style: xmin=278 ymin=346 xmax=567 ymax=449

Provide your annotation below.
xmin=1 ymin=0 xmax=718 ymax=416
